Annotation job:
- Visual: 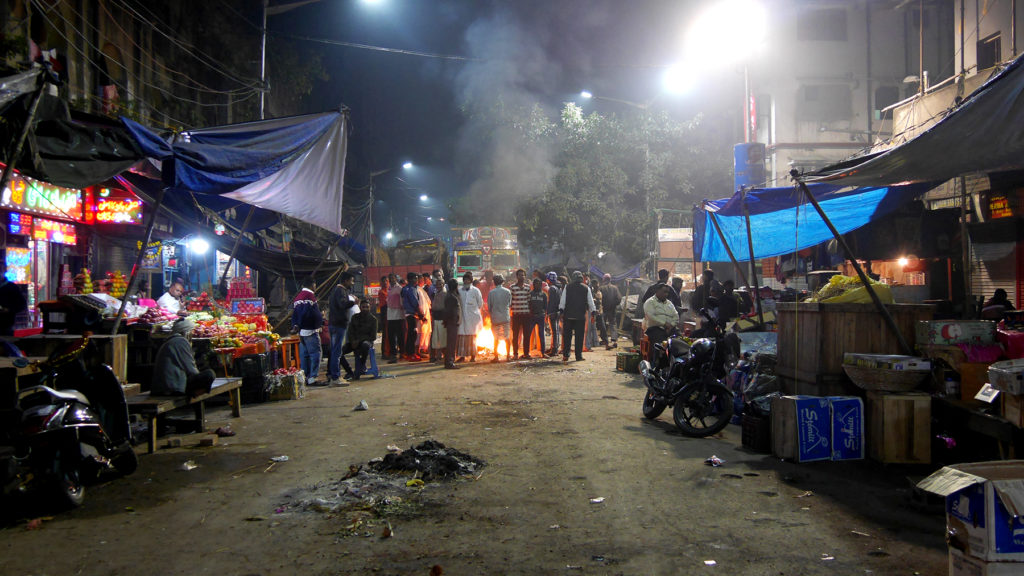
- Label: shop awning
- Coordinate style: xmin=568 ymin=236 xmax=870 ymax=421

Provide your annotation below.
xmin=807 ymin=52 xmax=1024 ymax=187
xmin=122 ymin=110 xmax=348 ymax=236
xmin=693 ymin=182 xmax=934 ymax=263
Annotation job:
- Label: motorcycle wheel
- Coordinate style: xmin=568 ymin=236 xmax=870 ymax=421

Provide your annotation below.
xmin=672 ymin=381 xmax=734 ymax=438
xmin=55 ymin=469 xmax=85 ymax=508
xmin=641 ymin=388 xmax=666 ymax=419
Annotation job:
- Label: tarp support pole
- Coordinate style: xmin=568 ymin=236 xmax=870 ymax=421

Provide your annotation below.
xmin=959 ymin=175 xmax=972 ymax=319
xmin=792 ymin=170 xmax=912 ymax=355
xmin=741 ymin=190 xmax=765 ymax=325
xmin=111 ymin=186 xmax=167 ymax=335
xmin=217 ymin=205 xmax=256 ymax=293
xmin=706 ymin=210 xmax=751 ymax=291
xmin=0 ymin=72 xmax=46 ymax=203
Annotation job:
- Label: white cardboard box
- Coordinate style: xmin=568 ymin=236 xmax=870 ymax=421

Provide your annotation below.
xmin=989 ymin=359 xmax=1024 ymax=396
xmin=949 ymin=547 xmax=1024 ymax=576
xmin=918 ymin=461 xmax=1024 ymax=562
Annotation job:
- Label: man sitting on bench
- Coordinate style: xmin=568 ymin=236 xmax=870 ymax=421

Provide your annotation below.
xmin=151 ymin=318 xmax=216 ymax=397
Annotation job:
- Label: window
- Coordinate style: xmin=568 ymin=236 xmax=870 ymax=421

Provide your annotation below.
xmin=978 ymin=33 xmax=1001 ymax=71
xmin=796 ymin=84 xmax=853 ymax=121
xmin=458 ymin=253 xmax=481 ymax=268
xmin=797 ymin=8 xmax=847 ymax=41
xmin=874 ymin=85 xmax=900 ymax=117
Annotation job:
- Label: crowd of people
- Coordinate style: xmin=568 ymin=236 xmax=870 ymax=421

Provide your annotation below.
xmin=292 ymin=268 xmax=627 ymax=386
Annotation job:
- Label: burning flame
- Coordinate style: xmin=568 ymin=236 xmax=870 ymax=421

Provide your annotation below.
xmin=476 ymin=317 xmax=508 ymax=356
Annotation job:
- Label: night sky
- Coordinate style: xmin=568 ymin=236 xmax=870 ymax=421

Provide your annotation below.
xmin=269 ymin=0 xmax=726 ymax=236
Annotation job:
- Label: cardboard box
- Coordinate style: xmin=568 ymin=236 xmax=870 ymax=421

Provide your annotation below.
xmin=918 ymin=461 xmax=1024 ymax=561
xmin=867 ymin=391 xmax=931 ymax=464
xmin=267 ymin=374 xmax=304 ymax=401
xmin=829 ymin=396 xmax=865 ymax=461
xmin=961 ymin=363 xmax=993 ymax=402
xmin=1002 ymin=393 xmax=1024 ymax=429
xmin=950 ymin=547 xmax=1024 ymax=575
xmin=771 ymin=396 xmax=832 ymax=462
xmin=916 ymin=320 xmax=996 ymax=346
xmin=990 ymin=360 xmax=1024 ymax=396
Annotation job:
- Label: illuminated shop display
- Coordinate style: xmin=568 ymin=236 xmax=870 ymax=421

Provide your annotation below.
xmin=85 ymin=187 xmax=144 ymax=224
xmin=8 ymin=212 xmax=31 ymax=235
xmin=0 ymin=170 xmax=83 ymax=220
xmin=32 ymin=217 xmax=77 ymax=245
xmin=5 ymin=247 xmax=30 ymax=283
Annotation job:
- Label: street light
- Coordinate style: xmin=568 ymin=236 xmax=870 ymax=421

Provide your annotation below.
xmin=419 ymin=194 xmax=429 ymax=202
xmin=367 ymin=161 xmax=412 ymax=253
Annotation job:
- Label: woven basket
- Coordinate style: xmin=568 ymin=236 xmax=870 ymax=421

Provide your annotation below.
xmin=842 ymin=364 xmax=929 ymax=392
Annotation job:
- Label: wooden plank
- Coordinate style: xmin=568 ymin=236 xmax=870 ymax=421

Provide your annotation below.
xmin=867 ymin=391 xmax=931 ymax=464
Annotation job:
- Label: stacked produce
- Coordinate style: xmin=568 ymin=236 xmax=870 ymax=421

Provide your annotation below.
xmin=108 ymin=271 xmax=128 ymax=298
xmin=186 ymin=292 xmax=216 ymax=312
xmin=272 ymin=367 xmax=302 ymax=376
xmin=137 ymin=307 xmax=178 ymax=324
xmin=190 ymin=313 xmax=278 ymax=349
xmin=75 ymin=268 xmax=94 ymax=295
xmin=192 ymin=323 xmax=231 ymax=338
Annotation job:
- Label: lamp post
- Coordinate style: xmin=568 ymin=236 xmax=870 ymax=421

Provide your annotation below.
xmin=367 ymin=162 xmax=413 ymax=263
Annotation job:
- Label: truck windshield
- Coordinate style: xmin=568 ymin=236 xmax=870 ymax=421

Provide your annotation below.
xmin=459 ymin=254 xmax=482 ymax=268
xmin=492 ymin=254 xmax=517 ymax=268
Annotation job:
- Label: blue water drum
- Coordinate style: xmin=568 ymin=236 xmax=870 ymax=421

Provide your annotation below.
xmin=734 ymin=142 xmax=766 ymax=190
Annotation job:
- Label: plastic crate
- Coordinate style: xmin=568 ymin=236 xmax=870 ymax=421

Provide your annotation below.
xmin=616 ymin=351 xmax=641 ymax=373
xmin=741 ymin=413 xmax=771 ymax=453
xmin=234 ymin=353 xmax=270 ymax=404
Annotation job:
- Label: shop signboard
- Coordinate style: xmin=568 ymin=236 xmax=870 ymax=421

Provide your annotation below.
xmin=0 ymin=171 xmax=83 ymax=221
xmin=5 ymin=246 xmax=30 ymax=282
xmin=85 ymin=187 xmax=144 ymax=225
xmin=138 ymin=240 xmax=162 ymax=270
xmin=7 ymin=212 xmax=31 ymax=235
xmin=32 ymin=216 xmax=77 ymax=245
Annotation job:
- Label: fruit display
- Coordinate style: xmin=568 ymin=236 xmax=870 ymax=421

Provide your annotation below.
xmin=272 ymin=367 xmax=302 ymax=376
xmin=231 ymin=298 xmax=265 ymax=314
xmin=212 ymin=336 xmax=244 ymax=349
xmin=137 ymin=307 xmax=179 ymax=324
xmin=192 ymin=323 xmax=231 ymax=338
xmin=108 ymin=271 xmax=128 ymax=298
xmin=74 ymin=268 xmax=94 ymax=295
xmin=186 ymin=292 xmax=215 ymax=312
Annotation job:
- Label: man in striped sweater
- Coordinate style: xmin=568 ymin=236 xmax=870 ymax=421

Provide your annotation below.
xmin=509 ymin=268 xmax=531 ymax=360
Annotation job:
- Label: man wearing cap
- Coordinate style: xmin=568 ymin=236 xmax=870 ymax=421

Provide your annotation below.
xmin=151 ymin=318 xmax=216 ymax=397
xmin=598 ymin=273 xmax=622 ymax=349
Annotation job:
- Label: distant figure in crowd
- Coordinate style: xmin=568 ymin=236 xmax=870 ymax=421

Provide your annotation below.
xmin=526 ymin=277 xmax=548 ymax=358
xmin=152 ymin=318 xmax=215 ymax=397
xmin=377 ymin=275 xmax=390 ymax=357
xmin=691 ymin=269 xmax=721 ymax=314
xmin=326 ymin=271 xmax=356 ymax=386
xmin=401 ymin=272 xmax=423 ymax=362
xmin=416 ymin=275 xmax=432 ymax=357
xmin=157 ymin=277 xmax=186 ymax=314
xmin=457 ymin=272 xmax=484 ymax=363
xmin=559 ymin=271 xmax=596 ymax=363
xmin=342 ymin=299 xmax=378 ymax=380
xmin=717 ymin=279 xmax=740 ymax=327
xmin=982 ymin=288 xmax=1016 ymax=320
xmin=0 ymin=265 xmax=26 ymax=336
xmin=487 ymin=274 xmax=512 ymax=363
xmin=385 ymin=276 xmax=405 ymax=363
xmin=509 ymin=269 xmax=531 ymax=360
xmin=430 ymin=277 xmax=448 ymax=363
xmin=544 ymin=272 xmax=562 ymax=357
xmin=643 ymin=283 xmax=678 ymax=362
xmin=442 ymin=278 xmax=461 ymax=369
xmin=598 ymin=273 xmax=622 ymax=349
xmin=477 ymin=269 xmax=495 ymax=318
xmin=292 ymin=277 xmax=323 ymax=386
xmin=638 ymin=269 xmax=681 ymax=314
xmin=585 ymin=275 xmax=599 ymax=351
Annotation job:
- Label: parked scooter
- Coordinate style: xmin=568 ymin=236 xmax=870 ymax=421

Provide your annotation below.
xmin=639 ymin=309 xmax=741 ymax=437
xmin=0 ymin=337 xmax=137 ymax=509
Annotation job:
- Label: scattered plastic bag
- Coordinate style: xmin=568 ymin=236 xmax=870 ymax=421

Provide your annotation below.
xmin=705 ymin=455 xmax=724 ymax=467
xmin=354 ymin=400 xmax=369 ymax=411
xmin=589 ymin=496 xmax=605 ymax=504
xmin=270 ymin=455 xmax=289 ymax=463
xmin=181 ymin=460 xmax=198 ymax=471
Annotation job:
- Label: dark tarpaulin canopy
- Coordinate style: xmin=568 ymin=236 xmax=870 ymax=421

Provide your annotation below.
xmin=0 ymin=70 xmax=143 ymax=188
xmin=807 ymin=52 xmax=1024 ymax=187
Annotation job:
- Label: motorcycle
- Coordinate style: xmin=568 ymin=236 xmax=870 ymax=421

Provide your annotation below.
xmin=0 ymin=337 xmax=137 ymax=509
xmin=639 ymin=309 xmax=741 ymax=437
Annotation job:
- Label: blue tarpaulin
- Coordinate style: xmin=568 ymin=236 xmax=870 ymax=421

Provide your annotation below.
xmin=693 ymin=182 xmax=934 ymax=263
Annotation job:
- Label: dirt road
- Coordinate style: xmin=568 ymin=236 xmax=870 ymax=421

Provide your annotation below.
xmin=1 ymin=348 xmax=948 ymax=575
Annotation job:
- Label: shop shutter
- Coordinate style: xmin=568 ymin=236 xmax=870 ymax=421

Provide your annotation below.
xmin=970 ymin=240 xmax=1016 ymax=305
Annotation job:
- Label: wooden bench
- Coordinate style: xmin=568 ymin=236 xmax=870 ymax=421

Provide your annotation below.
xmin=127 ymin=377 xmax=242 ymax=453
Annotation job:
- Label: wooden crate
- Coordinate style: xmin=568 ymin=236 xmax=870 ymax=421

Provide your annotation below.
xmin=1001 ymin=393 xmax=1024 ymax=428
xmin=866 ymin=390 xmax=931 ymax=464
xmin=959 ymin=362 xmax=992 ymax=402
xmin=776 ymin=302 xmax=934 ymax=394
xmin=17 ymin=334 xmax=128 ymax=383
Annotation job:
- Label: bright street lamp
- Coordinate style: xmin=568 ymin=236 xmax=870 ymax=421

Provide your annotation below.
xmin=580 ymin=90 xmax=593 ymax=99
xmin=190 ymin=237 xmax=210 ymax=255
xmin=402 ymin=162 xmax=413 ymax=169
xmin=419 ymin=194 xmax=428 ymax=202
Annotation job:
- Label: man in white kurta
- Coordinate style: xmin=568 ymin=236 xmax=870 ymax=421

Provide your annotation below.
xmin=457 ymin=272 xmax=484 ymax=362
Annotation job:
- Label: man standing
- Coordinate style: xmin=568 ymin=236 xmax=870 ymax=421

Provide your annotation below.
xmin=487 ymin=274 xmax=512 ymax=362
xmin=386 ymin=276 xmax=405 ymax=363
xmin=717 ymin=279 xmax=740 ymax=327
xmin=643 ymin=283 xmax=679 ymax=362
xmin=509 ymin=268 xmax=530 ymax=360
xmin=638 ymin=269 xmax=681 ymax=313
xmin=291 ymin=277 xmax=324 ymax=386
xmin=401 ymin=272 xmax=423 ymax=362
xmin=0 ymin=264 xmax=26 ymax=336
xmin=442 ymin=278 xmax=461 ymax=369
xmin=544 ymin=272 xmax=561 ymax=357
xmin=559 ymin=271 xmax=596 ymax=363
xmin=457 ymin=272 xmax=483 ymax=363
xmin=327 ymin=271 xmax=356 ymax=385
xmin=526 ymin=278 xmax=548 ymax=359
xmin=691 ymin=269 xmax=722 ymax=314
xmin=343 ymin=299 xmax=378 ymax=380
xmin=598 ymin=273 xmax=622 ymax=349
xmin=377 ymin=275 xmax=390 ymax=358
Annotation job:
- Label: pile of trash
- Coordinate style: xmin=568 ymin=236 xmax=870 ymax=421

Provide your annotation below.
xmin=370 ymin=440 xmax=485 ymax=481
xmin=279 ymin=440 xmax=485 ymax=530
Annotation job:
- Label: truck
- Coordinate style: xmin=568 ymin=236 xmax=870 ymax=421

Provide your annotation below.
xmin=451 ymin=226 xmax=521 ymax=278
xmin=362 ymin=237 xmax=448 ymax=298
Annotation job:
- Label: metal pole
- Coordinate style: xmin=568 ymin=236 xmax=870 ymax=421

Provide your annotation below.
xmin=217 ymin=205 xmax=256 ymax=292
xmin=706 ymin=209 xmax=751 ymax=290
xmin=741 ymin=190 xmax=765 ymax=325
xmin=960 ymin=175 xmax=972 ymax=318
xmin=743 ymin=64 xmax=751 ymax=143
xmin=259 ymin=0 xmax=268 ymax=120
xmin=0 ymin=72 xmax=46 ymax=200
xmin=791 ymin=170 xmax=912 ymax=354
xmin=111 ymin=186 xmax=167 ymax=335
